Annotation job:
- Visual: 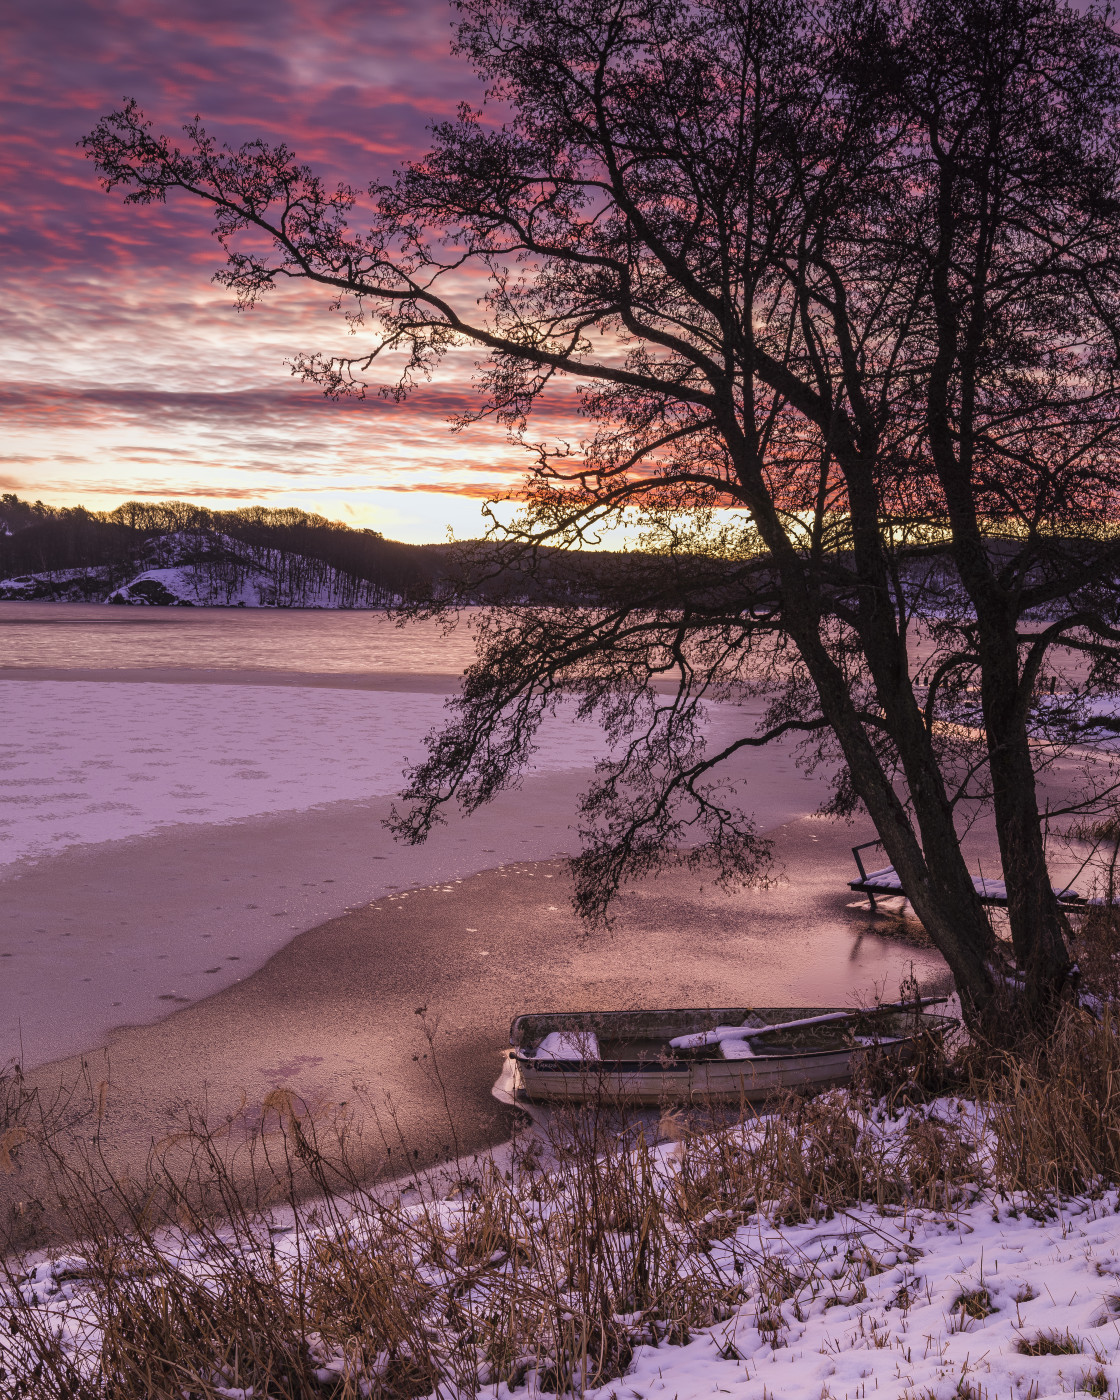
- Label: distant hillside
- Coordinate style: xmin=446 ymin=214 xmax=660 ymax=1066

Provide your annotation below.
xmin=0 ymin=495 xmax=684 ymax=610
xmin=0 ymin=496 xmax=447 ymax=607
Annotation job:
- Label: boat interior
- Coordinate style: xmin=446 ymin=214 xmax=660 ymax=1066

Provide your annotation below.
xmin=512 ymin=1006 xmax=954 ymax=1066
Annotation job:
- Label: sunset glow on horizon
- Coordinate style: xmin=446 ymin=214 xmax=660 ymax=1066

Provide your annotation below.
xmin=1 ymin=0 xmax=559 ymax=543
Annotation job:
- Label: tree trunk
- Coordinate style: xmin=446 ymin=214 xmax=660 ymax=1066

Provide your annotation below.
xmin=774 ymin=562 xmax=999 ymax=1025
xmin=979 ymin=628 xmax=1072 ymax=1023
xmin=821 ymin=687 xmax=998 ymax=1024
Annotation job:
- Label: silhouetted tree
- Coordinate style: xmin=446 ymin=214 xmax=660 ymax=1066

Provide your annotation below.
xmin=85 ymin=0 xmax=1120 ymax=1030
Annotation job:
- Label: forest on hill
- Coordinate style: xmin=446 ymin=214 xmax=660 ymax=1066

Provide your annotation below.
xmin=0 ymin=496 xmax=455 ymax=607
xmin=0 ymin=495 xmax=628 ymax=608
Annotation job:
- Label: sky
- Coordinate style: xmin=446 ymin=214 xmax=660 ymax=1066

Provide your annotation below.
xmin=0 ymin=0 xmax=561 ymax=542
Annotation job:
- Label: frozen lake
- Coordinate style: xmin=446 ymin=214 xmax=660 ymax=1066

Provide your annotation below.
xmin=0 ymin=600 xmax=477 ymax=673
xmin=0 ymin=603 xmax=521 ymax=868
xmin=0 ymin=603 xmax=804 ymax=870
xmin=0 ymin=680 xmax=614 ymax=868
xmin=0 ymin=601 xmax=947 ymax=1077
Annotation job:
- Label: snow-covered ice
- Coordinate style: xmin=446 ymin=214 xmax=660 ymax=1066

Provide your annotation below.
xmin=0 ymin=680 xmax=611 ymax=868
xmin=0 ymin=676 xmax=846 ymax=1069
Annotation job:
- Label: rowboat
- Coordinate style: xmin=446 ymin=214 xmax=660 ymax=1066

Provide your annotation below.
xmin=505 ymin=1003 xmax=956 ymax=1105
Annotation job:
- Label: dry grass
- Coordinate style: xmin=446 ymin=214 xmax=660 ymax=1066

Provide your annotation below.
xmin=1016 ymin=1330 xmax=1083 ymax=1357
xmin=7 ymin=1007 xmax=1120 ymax=1396
xmin=1075 ymin=815 xmax=1120 ymax=844
xmin=1076 ymin=899 xmax=1120 ymax=1004
xmin=0 ymin=1052 xmax=972 ymax=1399
xmin=978 ymin=1006 xmax=1120 ymax=1198
xmin=1 ymin=1057 xmax=98 ymax=1257
xmin=953 ymin=1288 xmax=996 ymax=1320
xmin=670 ymin=1083 xmax=976 ymax=1230
xmin=0 ymin=1081 xmax=756 ymax=1399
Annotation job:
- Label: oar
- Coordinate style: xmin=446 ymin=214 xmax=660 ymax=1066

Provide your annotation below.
xmin=668 ymin=996 xmax=947 ymax=1051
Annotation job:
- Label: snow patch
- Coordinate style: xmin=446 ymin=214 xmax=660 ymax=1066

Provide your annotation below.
xmin=533 ymin=1031 xmax=601 ymax=1061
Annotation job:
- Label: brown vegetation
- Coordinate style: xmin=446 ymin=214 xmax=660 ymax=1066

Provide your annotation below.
xmin=6 ymin=1008 xmax=1120 ymax=1396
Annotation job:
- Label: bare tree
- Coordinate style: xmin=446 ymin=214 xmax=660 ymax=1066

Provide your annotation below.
xmin=85 ymin=0 xmax=1120 ymax=1030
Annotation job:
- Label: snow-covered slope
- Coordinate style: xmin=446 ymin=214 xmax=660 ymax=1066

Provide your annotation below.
xmin=0 ymin=566 xmax=115 ymax=602
xmin=0 ymin=530 xmax=395 ymax=608
xmin=107 ymin=564 xmax=279 ymax=607
xmin=622 ymin=1179 xmax=1120 ymax=1400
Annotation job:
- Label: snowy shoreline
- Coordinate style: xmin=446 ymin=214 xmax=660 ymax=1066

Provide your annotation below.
xmin=7 ymin=1091 xmax=1120 ymax=1400
xmin=616 ymin=1176 xmax=1120 ymax=1400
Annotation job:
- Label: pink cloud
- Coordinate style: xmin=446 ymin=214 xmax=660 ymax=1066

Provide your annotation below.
xmin=1 ymin=0 xmax=547 ymax=535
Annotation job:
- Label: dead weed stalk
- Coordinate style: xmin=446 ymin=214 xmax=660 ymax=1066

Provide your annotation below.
xmin=6 ymin=1006 xmax=1120 ymax=1396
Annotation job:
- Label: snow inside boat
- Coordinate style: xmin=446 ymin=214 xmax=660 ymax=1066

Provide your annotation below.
xmin=507 ymin=1004 xmax=956 ymax=1104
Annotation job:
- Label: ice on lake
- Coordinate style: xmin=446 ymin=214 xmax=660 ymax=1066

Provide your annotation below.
xmin=0 ymin=681 xmax=612 ymax=868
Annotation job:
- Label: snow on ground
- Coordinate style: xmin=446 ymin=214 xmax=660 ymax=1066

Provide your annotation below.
xmin=607 ymin=1102 xmax=1120 ymax=1400
xmin=594 ymin=1107 xmax=1120 ymax=1400
xmin=9 ymin=1099 xmax=1120 ymax=1399
xmin=0 ymin=680 xmax=612 ymax=868
xmin=620 ymin=1190 xmax=1120 ymax=1400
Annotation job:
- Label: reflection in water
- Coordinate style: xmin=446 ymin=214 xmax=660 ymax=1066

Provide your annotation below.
xmin=0 ymin=601 xmax=478 ymax=674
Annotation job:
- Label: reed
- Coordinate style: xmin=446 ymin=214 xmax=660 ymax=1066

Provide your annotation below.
xmin=979 ymin=1006 xmax=1120 ymax=1199
xmin=0 ymin=1088 xmax=757 ymax=1398
xmin=4 ymin=1008 xmax=1120 ymax=1398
